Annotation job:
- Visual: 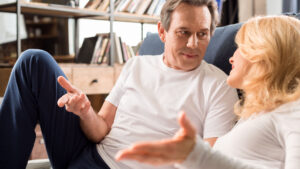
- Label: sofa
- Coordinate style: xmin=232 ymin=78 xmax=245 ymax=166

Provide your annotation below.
xmin=139 ymin=13 xmax=300 ymax=75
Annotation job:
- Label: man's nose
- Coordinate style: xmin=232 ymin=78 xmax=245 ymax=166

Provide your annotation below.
xmin=186 ymin=34 xmax=198 ymax=49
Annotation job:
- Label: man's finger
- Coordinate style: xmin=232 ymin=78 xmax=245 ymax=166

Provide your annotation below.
xmin=57 ymin=76 xmax=77 ymax=93
xmin=57 ymin=94 xmax=69 ymax=107
xmin=81 ymin=100 xmax=90 ymax=113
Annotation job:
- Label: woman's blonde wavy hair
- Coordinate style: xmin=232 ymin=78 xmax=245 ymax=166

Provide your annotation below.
xmin=234 ymin=15 xmax=300 ymax=118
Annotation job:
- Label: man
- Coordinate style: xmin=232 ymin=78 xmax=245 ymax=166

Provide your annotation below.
xmin=0 ymin=0 xmax=238 ymax=168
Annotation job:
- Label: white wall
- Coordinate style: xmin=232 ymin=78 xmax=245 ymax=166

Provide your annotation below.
xmin=0 ymin=0 xmax=27 ymax=45
xmin=68 ymin=19 xmax=157 ymax=55
xmin=78 ymin=19 xmax=157 ymax=47
xmin=267 ymin=0 xmax=282 ymax=15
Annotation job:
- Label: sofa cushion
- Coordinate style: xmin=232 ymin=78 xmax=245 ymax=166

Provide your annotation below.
xmin=138 ymin=32 xmax=164 ymax=56
xmin=204 ymin=23 xmax=242 ymax=75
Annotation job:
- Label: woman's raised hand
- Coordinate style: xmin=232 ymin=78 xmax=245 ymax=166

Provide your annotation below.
xmin=115 ymin=111 xmax=197 ymax=166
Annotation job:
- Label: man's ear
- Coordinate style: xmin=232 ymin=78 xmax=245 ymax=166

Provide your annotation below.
xmin=158 ymin=21 xmax=166 ymax=43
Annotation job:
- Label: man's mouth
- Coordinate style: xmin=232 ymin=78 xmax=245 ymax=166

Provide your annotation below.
xmin=183 ymin=53 xmax=198 ymax=58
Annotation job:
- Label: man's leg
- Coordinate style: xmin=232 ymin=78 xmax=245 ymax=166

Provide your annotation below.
xmin=0 ymin=49 xmax=94 ymax=168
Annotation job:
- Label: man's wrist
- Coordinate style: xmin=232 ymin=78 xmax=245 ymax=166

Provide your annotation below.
xmin=79 ymin=106 xmax=96 ymax=120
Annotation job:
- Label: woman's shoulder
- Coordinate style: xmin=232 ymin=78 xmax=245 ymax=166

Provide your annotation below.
xmin=272 ymin=99 xmax=300 ymax=116
xmin=269 ymin=99 xmax=300 ymax=135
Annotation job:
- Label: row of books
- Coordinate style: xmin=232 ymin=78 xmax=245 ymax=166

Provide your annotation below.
xmin=76 ymin=33 xmax=137 ymax=65
xmin=84 ymin=0 xmax=166 ymax=16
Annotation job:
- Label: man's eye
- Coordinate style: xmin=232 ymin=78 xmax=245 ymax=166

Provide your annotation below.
xmin=197 ymin=32 xmax=208 ymax=39
xmin=180 ymin=31 xmax=187 ymax=34
xmin=176 ymin=31 xmax=189 ymax=37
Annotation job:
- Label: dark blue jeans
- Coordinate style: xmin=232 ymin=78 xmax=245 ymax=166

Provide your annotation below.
xmin=0 ymin=49 xmax=109 ymax=169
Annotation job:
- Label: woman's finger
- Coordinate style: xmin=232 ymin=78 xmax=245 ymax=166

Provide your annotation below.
xmin=178 ymin=111 xmax=196 ymax=138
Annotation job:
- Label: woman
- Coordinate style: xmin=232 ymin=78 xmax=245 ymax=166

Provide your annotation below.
xmin=115 ymin=15 xmax=300 ymax=169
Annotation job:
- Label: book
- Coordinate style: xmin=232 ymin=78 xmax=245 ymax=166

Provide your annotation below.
xmin=114 ymin=33 xmax=124 ymax=64
xmin=122 ymin=42 xmax=129 ymax=61
xmin=84 ymin=0 xmax=94 ymax=8
xmin=127 ymin=0 xmax=142 ymax=13
xmin=114 ymin=0 xmax=123 ymax=10
xmin=126 ymin=44 xmax=132 ymax=59
xmin=117 ymin=0 xmax=133 ymax=12
xmin=101 ymin=39 xmax=111 ymax=64
xmin=97 ymin=37 xmax=109 ymax=64
xmin=85 ymin=0 xmax=102 ymax=9
xmin=97 ymin=0 xmax=110 ymax=11
xmin=147 ymin=0 xmax=160 ymax=15
xmin=76 ymin=36 xmax=98 ymax=63
xmin=90 ymin=35 xmax=103 ymax=64
xmin=153 ymin=0 xmax=165 ymax=16
xmin=118 ymin=37 xmax=126 ymax=63
xmin=135 ymin=0 xmax=152 ymax=15
xmin=128 ymin=45 xmax=135 ymax=58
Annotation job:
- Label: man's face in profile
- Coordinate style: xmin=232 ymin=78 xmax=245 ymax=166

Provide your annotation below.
xmin=160 ymin=3 xmax=211 ymax=71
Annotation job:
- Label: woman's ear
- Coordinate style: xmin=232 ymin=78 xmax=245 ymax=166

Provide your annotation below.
xmin=158 ymin=21 xmax=166 ymax=42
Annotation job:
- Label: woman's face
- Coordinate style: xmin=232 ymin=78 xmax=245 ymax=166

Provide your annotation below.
xmin=227 ymin=49 xmax=253 ymax=89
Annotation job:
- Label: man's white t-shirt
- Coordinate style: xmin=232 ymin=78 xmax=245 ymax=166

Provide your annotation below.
xmin=97 ymin=54 xmax=238 ymax=169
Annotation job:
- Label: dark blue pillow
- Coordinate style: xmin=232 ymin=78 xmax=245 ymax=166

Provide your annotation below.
xmin=204 ymin=23 xmax=242 ymax=75
xmin=138 ymin=32 xmax=164 ymax=56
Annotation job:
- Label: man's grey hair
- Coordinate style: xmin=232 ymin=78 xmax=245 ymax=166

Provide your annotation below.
xmin=160 ymin=0 xmax=219 ymax=34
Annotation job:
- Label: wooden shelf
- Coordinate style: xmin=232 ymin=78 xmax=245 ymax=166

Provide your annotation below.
xmin=0 ymin=2 xmax=159 ymax=23
xmin=25 ymin=21 xmax=56 ymax=25
xmin=0 ymin=2 xmax=109 ymax=18
xmin=113 ymin=12 xmax=159 ymax=24
xmin=27 ymin=35 xmax=58 ymax=39
xmin=54 ymin=54 xmax=74 ymax=62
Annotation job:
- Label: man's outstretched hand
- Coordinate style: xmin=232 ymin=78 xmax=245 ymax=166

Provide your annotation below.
xmin=57 ymin=76 xmax=92 ymax=118
xmin=115 ymin=111 xmax=196 ymax=166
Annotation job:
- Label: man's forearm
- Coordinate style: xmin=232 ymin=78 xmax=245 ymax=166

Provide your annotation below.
xmin=79 ymin=107 xmax=110 ymax=143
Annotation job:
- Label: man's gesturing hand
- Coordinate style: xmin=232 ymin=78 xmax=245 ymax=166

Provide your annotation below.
xmin=57 ymin=76 xmax=91 ymax=118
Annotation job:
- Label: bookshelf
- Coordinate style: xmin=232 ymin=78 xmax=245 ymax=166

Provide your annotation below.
xmin=0 ymin=0 xmax=160 ymax=65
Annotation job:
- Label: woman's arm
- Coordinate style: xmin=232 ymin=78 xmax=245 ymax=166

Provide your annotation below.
xmin=116 ymin=111 xmax=267 ymax=169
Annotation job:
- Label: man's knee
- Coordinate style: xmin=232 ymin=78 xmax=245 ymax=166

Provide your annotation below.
xmin=12 ymin=49 xmax=58 ymax=78
xmin=18 ymin=49 xmax=53 ymax=65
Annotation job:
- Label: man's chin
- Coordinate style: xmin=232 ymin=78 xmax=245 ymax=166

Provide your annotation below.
xmin=181 ymin=63 xmax=200 ymax=71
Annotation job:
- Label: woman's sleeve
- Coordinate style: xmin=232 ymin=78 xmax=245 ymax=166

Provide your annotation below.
xmin=280 ymin=110 xmax=300 ymax=169
xmin=175 ymin=136 xmax=268 ymax=169
xmin=284 ymin=131 xmax=300 ymax=169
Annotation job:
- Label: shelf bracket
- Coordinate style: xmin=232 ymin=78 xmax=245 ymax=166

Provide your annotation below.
xmin=109 ymin=0 xmax=115 ymax=66
xmin=16 ymin=0 xmax=21 ymax=58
